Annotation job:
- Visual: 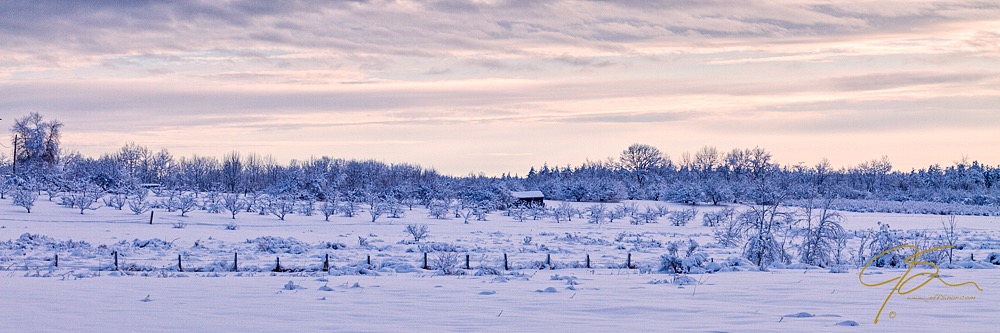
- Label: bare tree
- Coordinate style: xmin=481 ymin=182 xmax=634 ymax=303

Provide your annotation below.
xmin=222 ymin=193 xmax=248 ymax=219
xmin=319 ymin=194 xmax=339 ymax=221
xmin=619 ymin=143 xmax=667 ymax=188
xmin=128 ymin=196 xmax=149 ymax=215
xmin=177 ymin=192 xmax=199 ymax=217
xmin=270 ymin=195 xmax=296 ymax=221
xmin=798 ymin=198 xmax=846 ymax=267
xmin=585 ymin=204 xmax=607 ymax=224
xmin=405 ymin=224 xmax=430 ymax=242
xmin=941 ymin=215 xmax=959 ymax=264
xmin=368 ymin=199 xmax=388 ymax=223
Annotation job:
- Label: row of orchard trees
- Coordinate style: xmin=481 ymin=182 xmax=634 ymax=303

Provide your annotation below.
xmin=525 ymin=144 xmax=1000 ymax=206
xmin=1 ymin=114 xmax=521 ymax=217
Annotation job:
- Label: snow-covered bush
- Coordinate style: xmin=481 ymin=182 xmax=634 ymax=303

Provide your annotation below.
xmin=250 ymin=236 xmax=310 ymax=254
xmin=585 ymin=204 xmax=606 ymax=224
xmin=127 ymin=197 xmax=149 ymax=215
xmin=298 ymin=196 xmax=316 ymax=216
xmin=659 ymin=252 xmax=708 ymax=274
xmin=427 ymin=200 xmax=449 ymax=219
xmin=102 ymin=194 xmax=127 ymax=210
xmin=987 ymin=252 xmax=1000 ymax=265
xmin=68 ymin=191 xmax=100 ymax=214
xmin=405 ymin=224 xmax=430 ymax=242
xmin=432 ymin=252 xmax=465 ymax=275
xmin=702 ymin=207 xmax=735 ymax=227
xmin=865 ymin=223 xmax=906 ymax=268
xmin=630 ymin=207 xmax=659 ymax=225
xmin=508 ymin=207 xmax=528 ymax=222
xmin=798 ymin=206 xmax=846 ymax=267
xmin=550 ymin=202 xmax=576 ymax=223
xmin=340 ymin=198 xmax=359 ymax=217
xmin=712 ymin=215 xmax=742 ymax=247
xmin=668 ymin=207 xmax=698 ymax=226
xmin=203 ymin=191 xmax=223 ymax=214
xmin=386 ymin=199 xmax=405 ymax=218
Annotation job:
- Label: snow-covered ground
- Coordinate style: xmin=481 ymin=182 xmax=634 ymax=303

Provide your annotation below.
xmin=1 ymin=198 xmax=997 ymax=332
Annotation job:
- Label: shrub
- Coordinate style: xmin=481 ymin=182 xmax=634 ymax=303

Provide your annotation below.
xmin=702 ymin=207 xmax=735 ymax=227
xmin=668 ymin=207 xmax=698 ymax=226
xmin=250 ymin=236 xmax=310 ymax=254
xmin=405 ymin=224 xmax=430 ymax=242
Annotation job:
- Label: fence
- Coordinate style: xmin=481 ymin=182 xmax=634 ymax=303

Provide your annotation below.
xmin=1 ymin=251 xmax=669 ymax=274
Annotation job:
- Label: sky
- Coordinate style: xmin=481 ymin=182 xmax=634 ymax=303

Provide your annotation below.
xmin=1 ymin=1 xmax=998 ymax=176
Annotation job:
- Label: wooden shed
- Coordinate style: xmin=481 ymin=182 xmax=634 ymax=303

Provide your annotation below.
xmin=511 ymin=190 xmax=545 ymax=207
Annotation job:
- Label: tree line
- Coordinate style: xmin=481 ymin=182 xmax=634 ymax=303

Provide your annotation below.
xmin=3 ymin=113 xmax=1000 ymax=212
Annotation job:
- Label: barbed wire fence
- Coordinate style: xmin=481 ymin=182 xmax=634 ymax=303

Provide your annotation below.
xmin=1 ymin=250 xmax=679 ymax=275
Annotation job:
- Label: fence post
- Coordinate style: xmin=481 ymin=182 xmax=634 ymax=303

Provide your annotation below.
xmin=114 ymin=251 xmax=119 ymax=271
xmin=323 ymin=254 xmax=330 ymax=272
xmin=465 ymin=254 xmax=471 ymax=270
xmin=233 ymin=252 xmax=239 ymax=272
xmin=627 ymin=252 xmax=633 ymax=269
xmin=149 ymin=211 xmax=154 ymax=225
xmin=367 ymin=255 xmax=371 ymax=267
xmin=546 ymin=254 xmax=552 ymax=270
xmin=55 ymin=254 xmax=59 ymax=268
xmin=178 ymin=254 xmax=183 ymax=272
xmin=503 ymin=253 xmax=509 ymax=271
xmin=273 ymin=257 xmax=282 ymax=272
xmin=586 ymin=254 xmax=590 ymax=269
xmin=422 ymin=253 xmax=429 ymax=270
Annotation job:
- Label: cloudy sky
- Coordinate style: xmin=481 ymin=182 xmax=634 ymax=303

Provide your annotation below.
xmin=2 ymin=1 xmax=998 ymax=175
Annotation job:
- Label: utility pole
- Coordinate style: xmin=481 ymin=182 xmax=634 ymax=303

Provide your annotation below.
xmin=12 ymin=134 xmax=17 ymax=176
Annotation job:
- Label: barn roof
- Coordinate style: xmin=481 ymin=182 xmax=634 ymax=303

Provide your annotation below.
xmin=511 ymin=190 xmax=544 ymax=199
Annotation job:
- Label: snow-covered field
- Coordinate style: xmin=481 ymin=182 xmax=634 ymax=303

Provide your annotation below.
xmin=2 ymin=198 xmax=997 ymax=332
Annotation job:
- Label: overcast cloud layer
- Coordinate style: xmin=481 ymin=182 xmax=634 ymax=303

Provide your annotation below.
xmin=2 ymin=0 xmax=998 ymax=175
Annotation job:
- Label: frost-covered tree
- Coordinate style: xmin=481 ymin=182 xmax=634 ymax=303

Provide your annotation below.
xmin=221 ymin=193 xmax=247 ymax=219
xmin=585 ymin=204 xmax=606 ymax=224
xmin=797 ymin=198 xmax=846 ymax=267
xmin=427 ymin=200 xmax=449 ymax=219
xmin=176 ymin=192 xmax=199 ymax=217
xmin=69 ymin=191 xmax=100 ymax=215
xmin=368 ymin=199 xmax=388 ymax=223
xmin=128 ymin=197 xmax=149 ymax=215
xmin=865 ymin=222 xmax=905 ymax=268
xmin=103 ymin=193 xmax=127 ymax=210
xmin=619 ymin=143 xmax=667 ymax=189
xmin=550 ymin=202 xmax=576 ymax=223
xmin=269 ymin=195 xmax=297 ymax=221
xmin=0 ymin=175 xmax=15 ymax=199
xmin=319 ymin=195 xmax=339 ymax=221
xmin=941 ymin=216 xmax=959 ymax=264
xmin=668 ymin=207 xmax=698 ymax=226
xmin=405 ymin=224 xmax=430 ymax=242
xmin=12 ymin=187 xmax=38 ymax=213
xmin=10 ymin=113 xmax=63 ymax=176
